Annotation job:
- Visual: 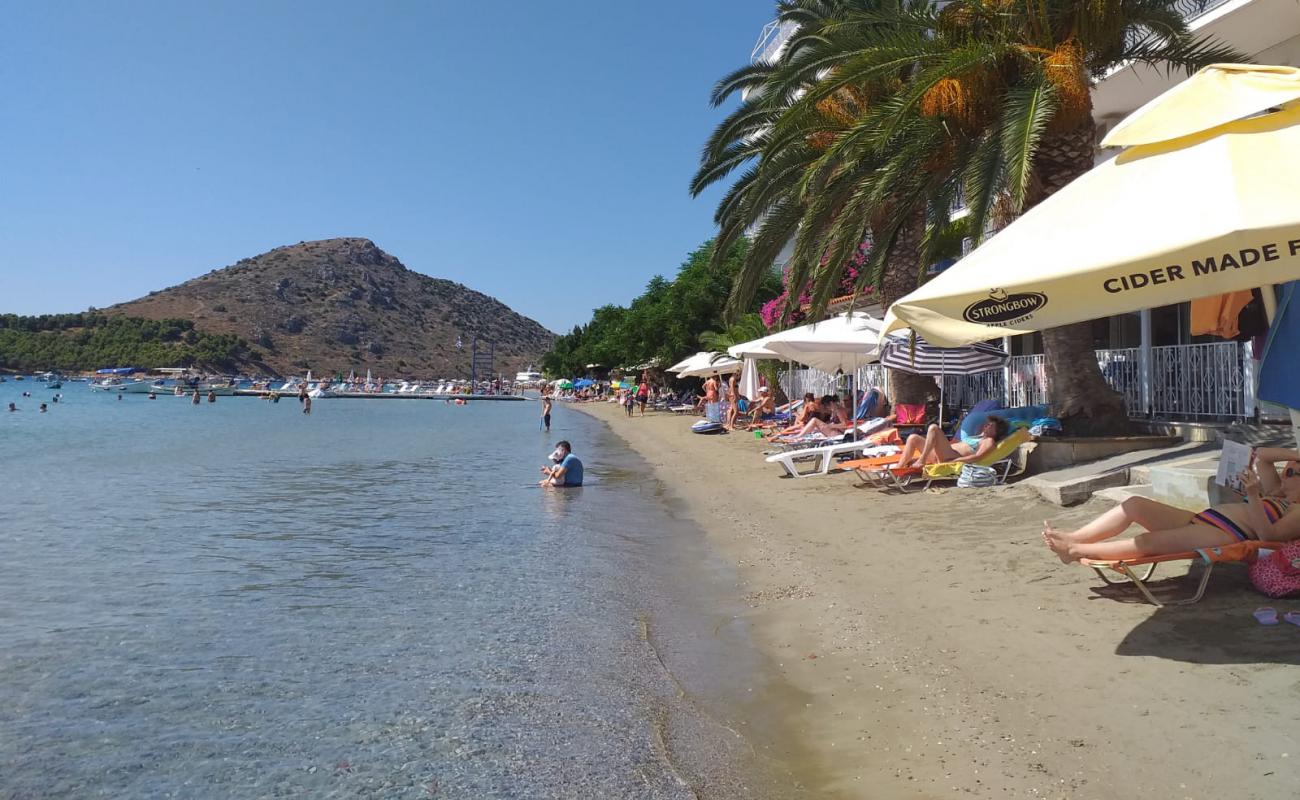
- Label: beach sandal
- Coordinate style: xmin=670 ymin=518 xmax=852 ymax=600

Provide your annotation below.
xmin=1254 ymin=607 xmax=1280 ymax=625
xmin=1284 ymin=611 xmax=1300 ymax=627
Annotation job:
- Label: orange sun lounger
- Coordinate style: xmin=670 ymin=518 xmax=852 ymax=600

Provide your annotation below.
xmin=1081 ymin=540 xmax=1284 ymax=606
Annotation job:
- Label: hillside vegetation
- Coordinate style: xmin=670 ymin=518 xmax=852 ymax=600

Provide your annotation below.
xmin=0 ymin=313 xmax=255 ymax=373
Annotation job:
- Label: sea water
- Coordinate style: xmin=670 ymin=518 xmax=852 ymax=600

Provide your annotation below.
xmin=0 ymin=384 xmax=810 ymax=799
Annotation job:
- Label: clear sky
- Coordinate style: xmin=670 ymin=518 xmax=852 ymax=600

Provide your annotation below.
xmin=0 ymin=1 xmax=774 ymax=334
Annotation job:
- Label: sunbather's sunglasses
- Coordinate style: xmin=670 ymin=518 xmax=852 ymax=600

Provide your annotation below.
xmin=1287 ymin=466 xmax=1299 ymax=479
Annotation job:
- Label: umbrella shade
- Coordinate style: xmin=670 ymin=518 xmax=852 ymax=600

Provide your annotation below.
xmin=727 ymin=334 xmax=783 ymax=360
xmin=678 ymin=355 xmax=743 ymax=378
xmin=738 ymin=357 xmax=761 ymax=400
xmin=878 ymin=335 xmax=1009 ymax=376
xmin=666 ymin=352 xmax=706 ymax=374
xmin=882 ymin=65 xmax=1300 ymax=347
xmin=573 ymin=379 xmax=594 ymax=388
xmin=557 ymin=380 xmax=574 ymax=389
xmin=670 ymin=352 xmax=742 ymax=377
xmin=764 ymin=311 xmax=885 ymax=373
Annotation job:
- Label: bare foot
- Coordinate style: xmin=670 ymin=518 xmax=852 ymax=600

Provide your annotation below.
xmin=1041 ymin=528 xmax=1074 ymax=564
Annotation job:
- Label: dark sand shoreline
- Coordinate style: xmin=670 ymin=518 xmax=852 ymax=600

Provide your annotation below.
xmin=570 ymin=399 xmax=1300 ymax=800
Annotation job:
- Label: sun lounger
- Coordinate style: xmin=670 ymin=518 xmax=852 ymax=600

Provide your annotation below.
xmin=1081 ymin=540 xmax=1285 ymax=606
xmin=765 ymin=441 xmax=899 ymax=478
xmin=860 ymin=428 xmax=1032 ymax=491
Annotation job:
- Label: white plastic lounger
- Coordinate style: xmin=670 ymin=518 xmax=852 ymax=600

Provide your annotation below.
xmin=765 ymin=442 xmax=899 ymax=478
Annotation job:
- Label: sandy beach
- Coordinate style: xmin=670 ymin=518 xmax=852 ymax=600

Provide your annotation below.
xmin=572 ymin=400 xmax=1300 ymax=800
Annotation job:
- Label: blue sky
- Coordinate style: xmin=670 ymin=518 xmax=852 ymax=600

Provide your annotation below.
xmin=0 ymin=1 xmax=773 ymax=334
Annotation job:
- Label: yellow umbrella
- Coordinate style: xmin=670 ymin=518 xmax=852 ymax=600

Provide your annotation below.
xmin=882 ymin=64 xmax=1300 ymax=346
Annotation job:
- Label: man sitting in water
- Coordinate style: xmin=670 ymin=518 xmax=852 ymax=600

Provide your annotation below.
xmin=539 ymin=440 xmax=583 ymax=487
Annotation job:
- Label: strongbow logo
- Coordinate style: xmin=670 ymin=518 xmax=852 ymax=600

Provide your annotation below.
xmin=962 ymin=288 xmax=1047 ymax=326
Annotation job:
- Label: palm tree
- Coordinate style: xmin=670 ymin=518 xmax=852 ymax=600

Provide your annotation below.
xmin=694 ymin=0 xmax=950 ymax=407
xmin=746 ymin=0 xmax=1243 ymax=433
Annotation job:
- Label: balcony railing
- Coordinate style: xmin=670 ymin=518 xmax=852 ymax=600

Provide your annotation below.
xmin=778 ymin=340 xmax=1253 ymax=421
xmin=751 ymin=19 xmax=799 ymax=64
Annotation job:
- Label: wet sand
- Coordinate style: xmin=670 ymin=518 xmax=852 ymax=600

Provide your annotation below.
xmin=572 ymin=400 xmax=1300 ymax=800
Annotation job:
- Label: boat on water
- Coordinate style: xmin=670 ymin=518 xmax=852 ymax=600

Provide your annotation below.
xmin=91 ymin=377 xmax=154 ymax=393
xmin=40 ymin=372 xmax=63 ymax=389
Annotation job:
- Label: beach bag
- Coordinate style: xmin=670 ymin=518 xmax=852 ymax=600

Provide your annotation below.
xmin=956 ymin=464 xmax=998 ymax=488
xmin=1249 ymin=541 xmax=1300 ymax=598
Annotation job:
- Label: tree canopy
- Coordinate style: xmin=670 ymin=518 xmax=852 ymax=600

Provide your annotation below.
xmin=0 ymin=313 xmax=258 ymax=372
xmin=540 ymin=238 xmax=779 ymax=378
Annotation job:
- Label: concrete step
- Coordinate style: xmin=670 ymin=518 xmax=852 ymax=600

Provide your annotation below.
xmin=1020 ymin=440 xmax=1211 ymax=506
xmin=1092 ymin=483 xmax=1161 ymax=506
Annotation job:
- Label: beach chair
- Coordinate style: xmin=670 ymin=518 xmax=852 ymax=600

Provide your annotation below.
xmin=765 ymin=439 xmax=899 ymax=478
xmin=865 ymin=428 xmax=1033 ymax=491
xmin=1081 ymin=540 xmax=1285 ymax=606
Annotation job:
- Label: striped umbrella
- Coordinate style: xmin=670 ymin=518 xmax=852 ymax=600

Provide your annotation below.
xmin=879 ymin=334 xmax=1008 ymax=424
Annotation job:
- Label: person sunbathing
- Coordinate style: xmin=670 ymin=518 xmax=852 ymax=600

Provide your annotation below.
xmin=772 ymin=394 xmax=819 ymax=435
xmin=783 ymin=394 xmax=853 ymax=439
xmin=1043 ymin=449 xmax=1300 ymax=563
xmin=895 ymin=416 xmax=1009 ymax=468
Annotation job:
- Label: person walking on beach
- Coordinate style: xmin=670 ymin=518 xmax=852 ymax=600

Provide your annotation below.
xmin=636 ymin=379 xmax=649 ymax=416
xmin=539 ymin=440 xmax=583 ymax=487
xmin=541 ymin=395 xmax=553 ymax=432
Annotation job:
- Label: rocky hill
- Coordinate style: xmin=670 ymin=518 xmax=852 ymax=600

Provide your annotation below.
xmin=108 ymin=238 xmax=554 ymax=377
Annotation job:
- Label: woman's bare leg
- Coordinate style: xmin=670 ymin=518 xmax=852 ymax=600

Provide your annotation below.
xmin=1043 ymin=496 xmax=1193 ymax=547
xmin=915 ymin=425 xmax=961 ymax=465
xmin=1044 ymin=523 xmax=1235 ymax=564
xmin=895 ymin=433 xmax=926 ymax=466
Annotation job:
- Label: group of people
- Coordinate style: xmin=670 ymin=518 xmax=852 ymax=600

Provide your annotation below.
xmin=696 ymin=372 xmax=776 ymax=430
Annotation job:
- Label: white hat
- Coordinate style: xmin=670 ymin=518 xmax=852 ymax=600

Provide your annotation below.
xmin=759 ymin=386 xmax=770 ymax=393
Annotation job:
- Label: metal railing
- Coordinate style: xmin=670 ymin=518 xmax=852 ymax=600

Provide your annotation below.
xmin=751 ymin=19 xmax=799 ymax=64
xmin=779 ymin=340 xmax=1251 ymax=421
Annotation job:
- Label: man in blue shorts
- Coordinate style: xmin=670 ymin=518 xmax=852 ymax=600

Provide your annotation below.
xmin=539 ymin=440 xmax=583 ymax=487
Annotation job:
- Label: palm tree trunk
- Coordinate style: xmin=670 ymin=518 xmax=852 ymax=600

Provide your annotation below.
xmin=1028 ymin=122 xmax=1128 ymax=435
xmin=877 ymin=211 xmax=939 ymax=412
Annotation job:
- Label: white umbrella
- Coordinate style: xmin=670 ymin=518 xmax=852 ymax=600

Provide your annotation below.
xmin=738 ymin=357 xmax=761 ymax=400
xmin=666 ymin=352 xmax=705 ymax=374
xmin=727 ymin=334 xmax=783 ymax=360
xmin=677 ymin=352 xmax=743 ymax=378
xmin=764 ymin=311 xmax=885 ymax=373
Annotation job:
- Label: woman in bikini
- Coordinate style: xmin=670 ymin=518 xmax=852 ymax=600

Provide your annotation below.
xmin=895 ymin=416 xmax=1009 ymax=468
xmin=1042 ymin=448 xmax=1300 ymax=563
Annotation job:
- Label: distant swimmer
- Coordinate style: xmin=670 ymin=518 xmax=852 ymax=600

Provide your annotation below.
xmin=207 ymin=390 xmax=216 ymax=403
xmin=7 ymin=403 xmax=15 ymax=412
xmin=539 ymin=440 xmax=583 ymax=487
xmin=298 ymin=386 xmax=308 ymax=404
xmin=541 ymin=395 xmax=553 ymax=432
xmin=192 ymin=389 xmax=201 ymax=405
xmin=303 ymin=395 xmax=312 ymax=414
xmin=148 ymin=392 xmax=157 ymax=400
xmin=39 ymin=403 xmax=47 ymax=413
xmin=117 ymin=394 xmax=123 ymax=401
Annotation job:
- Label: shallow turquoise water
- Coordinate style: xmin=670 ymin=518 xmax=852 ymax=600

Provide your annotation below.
xmin=0 ymin=384 xmax=799 ymax=798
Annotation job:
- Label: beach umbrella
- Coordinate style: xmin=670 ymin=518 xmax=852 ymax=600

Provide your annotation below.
xmin=764 ymin=311 xmax=885 ymax=374
xmin=670 ymin=352 xmax=742 ymax=377
xmin=678 ymin=353 xmax=743 ymax=378
xmin=666 ymin=353 xmax=703 ymax=374
xmin=727 ymin=334 xmax=782 ymax=360
xmin=881 ymin=64 xmax=1300 ymax=347
xmin=878 ymin=334 xmax=1009 ymax=424
xmin=558 ymin=380 xmax=573 ymax=389
xmin=738 ymin=357 xmax=761 ymax=400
